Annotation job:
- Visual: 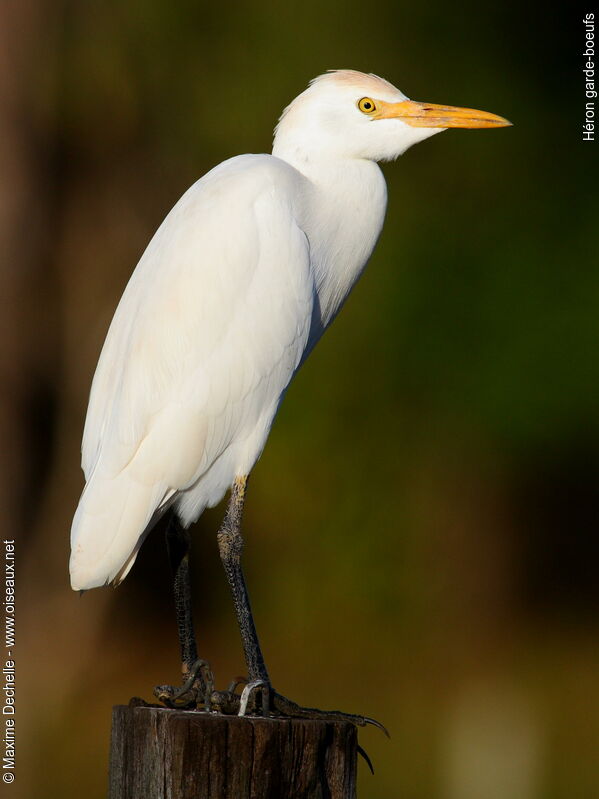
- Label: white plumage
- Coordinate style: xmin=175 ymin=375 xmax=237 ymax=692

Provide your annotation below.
xmin=70 ymin=70 xmax=509 ymax=590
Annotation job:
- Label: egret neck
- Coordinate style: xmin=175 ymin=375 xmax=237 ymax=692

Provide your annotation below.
xmin=271 ymin=146 xmax=388 ymax=345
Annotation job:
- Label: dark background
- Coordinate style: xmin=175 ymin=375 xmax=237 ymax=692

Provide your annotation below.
xmin=6 ymin=1 xmax=598 ymax=797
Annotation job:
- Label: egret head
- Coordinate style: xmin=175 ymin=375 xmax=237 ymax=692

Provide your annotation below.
xmin=273 ymin=70 xmax=510 ymax=164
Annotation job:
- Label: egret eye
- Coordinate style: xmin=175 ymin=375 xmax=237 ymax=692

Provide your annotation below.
xmin=357 ymin=97 xmax=377 ymax=114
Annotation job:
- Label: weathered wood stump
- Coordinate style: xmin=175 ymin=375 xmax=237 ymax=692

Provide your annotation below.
xmin=109 ymin=705 xmax=358 ymax=799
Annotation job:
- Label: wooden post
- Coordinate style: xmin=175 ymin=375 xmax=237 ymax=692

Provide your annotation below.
xmin=109 ymin=705 xmax=358 ymax=799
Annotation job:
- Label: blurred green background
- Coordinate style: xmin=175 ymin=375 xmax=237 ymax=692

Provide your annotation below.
xmin=6 ymin=1 xmax=598 ymax=797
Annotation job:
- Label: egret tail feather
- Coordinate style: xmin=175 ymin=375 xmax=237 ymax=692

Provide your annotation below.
xmin=70 ymin=467 xmax=169 ymax=590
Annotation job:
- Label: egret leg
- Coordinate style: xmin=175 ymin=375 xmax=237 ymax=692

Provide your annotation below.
xmin=154 ymin=512 xmax=212 ymax=708
xmin=217 ymin=476 xmax=270 ymax=685
xmin=165 ymin=513 xmax=198 ymax=673
xmin=214 ymin=476 xmax=388 ymax=734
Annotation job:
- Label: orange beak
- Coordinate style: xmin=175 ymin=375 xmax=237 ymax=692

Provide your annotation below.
xmin=376 ymin=99 xmax=511 ymax=129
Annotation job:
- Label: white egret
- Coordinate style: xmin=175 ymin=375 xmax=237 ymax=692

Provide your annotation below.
xmin=70 ymin=70 xmax=509 ymax=722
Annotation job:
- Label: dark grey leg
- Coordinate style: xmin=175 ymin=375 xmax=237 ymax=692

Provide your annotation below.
xmin=154 ymin=512 xmax=213 ymax=709
xmin=217 ymin=476 xmax=269 ymax=684
xmin=213 ymin=477 xmax=388 ymax=733
xmin=165 ymin=513 xmax=198 ymax=674
xmin=155 ymin=483 xmax=387 ymax=733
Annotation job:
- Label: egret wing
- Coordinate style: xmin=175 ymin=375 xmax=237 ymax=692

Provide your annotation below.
xmin=71 ymin=155 xmax=314 ymax=589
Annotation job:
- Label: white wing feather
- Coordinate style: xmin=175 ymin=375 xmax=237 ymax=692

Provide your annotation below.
xmin=70 ymin=155 xmax=314 ymax=590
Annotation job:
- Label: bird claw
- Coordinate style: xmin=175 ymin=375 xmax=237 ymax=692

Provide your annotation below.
xmin=267 ymin=690 xmax=389 ymax=736
xmin=153 ymin=658 xmax=214 ymax=710
xmin=238 ymin=678 xmax=270 ymax=717
xmin=154 ymin=668 xmax=388 ymax=736
xmin=214 ymin=677 xmax=388 ymax=735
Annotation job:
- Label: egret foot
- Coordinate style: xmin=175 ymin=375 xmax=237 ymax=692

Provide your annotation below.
xmin=211 ymin=676 xmax=389 ymax=735
xmin=154 ymin=658 xmax=214 ymax=711
xmin=155 ymin=666 xmax=387 ymax=735
xmin=266 ymin=688 xmax=388 ymax=735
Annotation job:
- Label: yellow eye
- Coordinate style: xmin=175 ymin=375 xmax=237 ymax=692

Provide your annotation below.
xmin=357 ymin=97 xmax=377 ymax=114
